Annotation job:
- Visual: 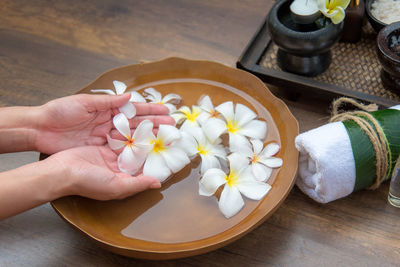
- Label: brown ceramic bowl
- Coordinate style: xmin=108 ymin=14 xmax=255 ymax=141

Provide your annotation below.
xmin=50 ymin=57 xmax=299 ymax=260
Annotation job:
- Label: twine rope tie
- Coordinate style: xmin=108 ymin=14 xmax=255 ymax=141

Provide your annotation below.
xmin=329 ymin=97 xmax=388 ymax=190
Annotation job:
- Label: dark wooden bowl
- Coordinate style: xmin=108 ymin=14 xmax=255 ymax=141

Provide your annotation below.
xmin=365 ymin=0 xmax=387 ymax=33
xmin=377 ymin=22 xmax=400 ymax=91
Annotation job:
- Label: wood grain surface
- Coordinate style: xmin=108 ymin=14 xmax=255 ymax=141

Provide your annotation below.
xmin=0 ymin=0 xmax=399 ymax=266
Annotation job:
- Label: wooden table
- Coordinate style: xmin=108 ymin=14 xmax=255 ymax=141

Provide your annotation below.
xmin=1 ymin=0 xmax=399 ymax=265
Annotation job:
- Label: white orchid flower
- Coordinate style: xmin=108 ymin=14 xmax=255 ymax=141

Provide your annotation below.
xmin=177 ymin=127 xmax=227 ymax=174
xmin=199 ymin=153 xmax=271 ymax=218
xmin=143 ymin=124 xmax=190 ymax=182
xmin=196 ymin=95 xmax=221 ymax=125
xmin=171 ymin=105 xmax=203 ymax=130
xmin=106 ymin=113 xmax=153 ymax=175
xmin=234 ymin=138 xmax=283 ymax=182
xmin=143 ymin=87 xmax=182 ymax=113
xmin=202 ymin=101 xmax=267 ymax=152
xmin=90 ymin=80 xmax=145 ymax=119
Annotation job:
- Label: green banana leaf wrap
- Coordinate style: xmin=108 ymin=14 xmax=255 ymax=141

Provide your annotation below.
xmin=343 ymin=109 xmax=400 ymax=191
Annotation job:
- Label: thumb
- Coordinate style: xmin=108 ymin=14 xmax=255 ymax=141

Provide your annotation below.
xmin=83 ymin=93 xmax=131 ymax=112
xmin=116 ymin=174 xmax=161 ymax=198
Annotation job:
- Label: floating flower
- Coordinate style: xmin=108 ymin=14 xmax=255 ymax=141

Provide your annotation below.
xmin=235 ymin=138 xmax=283 ymax=182
xmin=143 ymin=87 xmax=182 ymax=112
xmin=199 ymin=153 xmax=271 ymax=218
xmin=143 ymin=124 xmax=190 ymax=182
xmin=178 ymin=127 xmax=227 ymax=174
xmin=171 ymin=105 xmax=203 ymax=130
xmin=196 ymin=95 xmax=221 ymax=125
xmin=317 ymin=0 xmax=350 ymax=24
xmin=106 ymin=113 xmax=153 ymax=175
xmin=91 ymin=80 xmax=141 ymax=118
xmin=202 ymin=101 xmax=267 ymax=152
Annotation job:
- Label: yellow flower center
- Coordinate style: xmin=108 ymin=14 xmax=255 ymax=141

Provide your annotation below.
xmin=151 ymin=138 xmax=165 ymax=153
xmin=197 ymin=144 xmax=209 ymax=155
xmin=251 ymin=153 xmax=259 ymax=164
xmin=124 ymin=136 xmax=135 ymax=147
xmin=226 ymin=119 xmax=239 ymax=134
xmin=183 ymin=109 xmax=200 ymax=123
xmin=225 ymin=171 xmax=238 ymax=187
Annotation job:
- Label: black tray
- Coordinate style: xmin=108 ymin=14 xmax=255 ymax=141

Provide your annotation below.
xmin=236 ymin=16 xmax=400 ymax=107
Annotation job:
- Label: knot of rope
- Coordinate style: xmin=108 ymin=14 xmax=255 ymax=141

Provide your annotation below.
xmin=330 ymin=97 xmax=387 ymax=190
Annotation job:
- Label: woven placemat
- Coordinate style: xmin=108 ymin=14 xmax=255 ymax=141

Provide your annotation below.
xmin=260 ymin=25 xmax=400 ymax=103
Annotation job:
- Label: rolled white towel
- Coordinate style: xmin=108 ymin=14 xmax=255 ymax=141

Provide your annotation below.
xmin=295 ymin=105 xmax=400 ymax=203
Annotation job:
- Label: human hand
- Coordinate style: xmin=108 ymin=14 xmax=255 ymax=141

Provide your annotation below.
xmin=49 ymin=145 xmax=161 ymax=200
xmin=34 ymin=93 xmax=173 ymax=154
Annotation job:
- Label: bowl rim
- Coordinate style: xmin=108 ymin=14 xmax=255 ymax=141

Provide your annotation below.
xmin=50 ymin=57 xmax=300 ymax=259
xmin=365 ymin=0 xmax=389 ymax=28
xmin=377 ymin=22 xmax=400 ymax=63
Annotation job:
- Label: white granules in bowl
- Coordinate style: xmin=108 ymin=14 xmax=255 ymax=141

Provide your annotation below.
xmin=371 ymin=0 xmax=400 ymax=24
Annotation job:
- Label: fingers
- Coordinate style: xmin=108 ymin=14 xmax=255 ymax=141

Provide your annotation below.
xmin=114 ymin=174 xmax=161 ymax=199
xmin=82 ymin=93 xmax=131 ymax=112
xmin=133 ymin=102 xmax=170 ymax=115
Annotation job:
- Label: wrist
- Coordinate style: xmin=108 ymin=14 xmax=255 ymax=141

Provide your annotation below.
xmin=0 ymin=106 xmax=42 ymax=153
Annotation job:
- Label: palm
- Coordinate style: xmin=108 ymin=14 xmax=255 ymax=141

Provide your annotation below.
xmin=37 ymin=96 xmax=115 ymax=154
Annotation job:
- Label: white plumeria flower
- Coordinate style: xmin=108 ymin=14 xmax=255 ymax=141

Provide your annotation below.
xmin=143 ymin=124 xmax=190 ymax=182
xmin=235 ymin=138 xmax=283 ymax=182
xmin=171 ymin=105 xmax=203 ymax=130
xmin=199 ymin=153 xmax=271 ymax=218
xmin=90 ymin=80 xmax=145 ymax=118
xmin=202 ymin=101 xmax=267 ymax=152
xmin=196 ymin=95 xmax=221 ymax=125
xmin=144 ymin=87 xmax=181 ymax=112
xmin=177 ymin=127 xmax=227 ymax=174
xmin=106 ymin=113 xmax=153 ymax=175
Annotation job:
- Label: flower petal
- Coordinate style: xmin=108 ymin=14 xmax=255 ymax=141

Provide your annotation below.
xmin=113 ymin=80 xmax=127 ymax=95
xmin=176 ymin=131 xmax=198 ymax=157
xmin=144 ymin=87 xmax=162 ymax=102
xmin=143 ymin=152 xmax=171 ymax=182
xmin=133 ymin=120 xmax=154 ymax=144
xmin=202 ymin=118 xmax=227 ymax=143
xmin=198 ymin=95 xmax=214 ymax=112
xmin=199 ymin=168 xmax=226 ymax=196
xmin=260 ymin=157 xmax=283 ymax=168
xmin=119 ymin=102 xmax=136 ymax=119
xmin=261 ymin=143 xmax=280 ymax=157
xmin=330 ymin=6 xmax=345 ymax=24
xmin=229 ymin=133 xmax=253 ymax=156
xmin=130 ymin=91 xmax=146 ymax=103
xmin=106 ymin=134 xmax=125 ymax=150
xmin=333 ymin=0 xmax=350 ymax=9
xmin=164 ymin=103 xmax=177 ymax=113
xmin=162 ymin=93 xmax=182 ymax=104
xmin=236 ymin=180 xmax=271 ymax=200
xmin=317 ymin=0 xmax=329 ymax=12
xmin=252 ymin=162 xmax=272 ymax=182
xmin=197 ymin=111 xmax=211 ymax=126
xmin=184 ymin=126 xmax=207 ymax=145
xmin=235 ymin=103 xmax=257 ymax=127
xmin=228 ymin=153 xmax=250 ymax=175
xmin=157 ymin=124 xmax=181 ymax=144
xmin=200 ymin=154 xmax=221 ymax=174
xmin=118 ymin=146 xmax=146 ymax=175
xmin=238 ymin=119 xmax=267 ymax=140
xmin=161 ymin=146 xmax=190 ymax=173
xmin=180 ymin=119 xmax=200 ymax=132
xmin=170 ymin=112 xmax=187 ymax=125
xmin=218 ymin=184 xmax=244 ymax=218
xmin=90 ymin=89 xmax=116 ymax=95
xmin=113 ymin=113 xmax=132 ymax=139
xmin=251 ymin=139 xmax=264 ymax=155
xmin=216 ymin=101 xmax=234 ymax=121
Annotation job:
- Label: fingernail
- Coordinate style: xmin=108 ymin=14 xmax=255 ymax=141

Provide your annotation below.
xmin=150 ymin=181 xmax=161 ymax=189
